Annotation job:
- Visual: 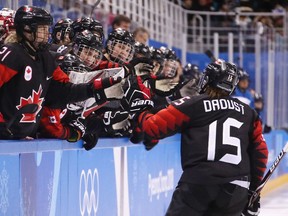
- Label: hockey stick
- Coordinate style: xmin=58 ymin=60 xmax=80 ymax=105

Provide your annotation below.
xmin=204 ymin=49 xmax=217 ymax=62
xmin=90 ymin=0 xmax=101 ymax=17
xmin=6 ymin=104 xmax=39 ymax=134
xmin=248 ymin=141 xmax=288 ymax=207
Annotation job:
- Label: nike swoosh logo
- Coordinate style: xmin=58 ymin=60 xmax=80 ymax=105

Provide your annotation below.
xmin=46 ymin=76 xmax=53 ymax=80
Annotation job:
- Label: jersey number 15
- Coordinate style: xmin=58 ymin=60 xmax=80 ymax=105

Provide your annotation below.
xmin=207 ymin=117 xmax=243 ymax=165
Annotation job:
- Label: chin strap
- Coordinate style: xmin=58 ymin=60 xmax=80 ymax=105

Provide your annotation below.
xmin=20 ymin=40 xmax=37 ymax=58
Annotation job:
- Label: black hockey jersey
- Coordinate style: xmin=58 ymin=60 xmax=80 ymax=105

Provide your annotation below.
xmin=138 ymin=94 xmax=268 ymax=190
xmin=0 ymin=43 xmax=93 ymax=138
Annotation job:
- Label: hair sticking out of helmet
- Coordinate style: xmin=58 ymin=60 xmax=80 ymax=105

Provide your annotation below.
xmin=106 ymin=28 xmax=135 ymax=65
xmin=197 ymin=59 xmax=239 ymax=95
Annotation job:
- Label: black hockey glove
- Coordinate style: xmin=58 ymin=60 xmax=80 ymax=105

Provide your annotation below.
xmin=82 ymin=133 xmax=99 ymax=151
xmin=93 ymin=76 xmax=124 ymax=104
xmin=123 ymin=75 xmax=154 ymax=114
xmin=103 ymin=110 xmax=131 ymax=136
xmin=67 ymin=118 xmax=86 ymax=142
xmin=128 ymin=57 xmax=154 ymax=76
xmin=0 ymin=122 xmax=13 ymax=139
xmin=129 ymin=125 xmax=144 ymax=144
xmin=130 ymin=127 xmax=159 ymax=150
xmin=241 ymin=190 xmax=260 ymax=216
xmin=129 ymin=105 xmax=164 ymax=145
xmin=143 ymin=139 xmax=159 ymax=151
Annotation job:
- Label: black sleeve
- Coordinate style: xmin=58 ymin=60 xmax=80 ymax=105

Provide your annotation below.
xmin=44 ymin=80 xmax=94 ymax=108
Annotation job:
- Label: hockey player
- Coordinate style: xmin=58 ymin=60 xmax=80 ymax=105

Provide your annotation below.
xmin=232 ymin=67 xmax=254 ymax=108
xmin=0 ymin=8 xmax=15 ymax=45
xmin=51 ymin=18 xmax=73 ymax=46
xmin=69 ymin=17 xmax=104 ymax=43
xmin=132 ymin=59 xmax=268 ymax=216
xmin=0 ymin=5 xmax=124 ymax=140
xmin=49 ymin=18 xmax=73 ymax=54
xmin=149 ymin=47 xmax=183 ymax=107
xmin=39 ymin=29 xmax=129 ymax=149
xmin=101 ymin=27 xmax=135 ymax=67
xmin=178 ymin=63 xmax=202 ymax=97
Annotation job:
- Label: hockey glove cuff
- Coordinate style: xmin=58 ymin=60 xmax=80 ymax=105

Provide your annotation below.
xmin=241 ymin=190 xmax=260 ymax=216
xmin=93 ymin=76 xmax=124 ymax=104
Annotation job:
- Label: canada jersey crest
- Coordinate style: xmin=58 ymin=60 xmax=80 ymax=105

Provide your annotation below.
xmin=16 ymin=85 xmax=44 ymax=123
xmin=24 ymin=66 xmax=32 ymax=81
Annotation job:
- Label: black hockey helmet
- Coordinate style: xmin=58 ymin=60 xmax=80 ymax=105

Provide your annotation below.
xmin=14 ymin=5 xmax=53 ymax=35
xmin=150 ymin=47 xmax=165 ymax=65
xmin=158 ymin=46 xmax=178 ymax=78
xmin=70 ymin=17 xmax=104 ymax=42
xmin=106 ymin=28 xmax=135 ymax=64
xmin=52 ymin=18 xmax=73 ymax=44
xmin=73 ymin=29 xmax=103 ymax=49
xmin=134 ymin=41 xmax=151 ymax=58
xmin=107 ymin=28 xmax=135 ymax=46
xmin=160 ymin=46 xmax=178 ymax=61
xmin=57 ymin=54 xmax=88 ymax=73
xmin=72 ymin=29 xmax=103 ymax=69
xmin=238 ymin=67 xmax=250 ymax=81
xmin=14 ymin=5 xmax=53 ymax=51
xmin=149 ymin=47 xmax=165 ymax=75
xmin=183 ymin=63 xmax=201 ymax=81
xmin=197 ymin=59 xmax=239 ymax=95
xmin=254 ymin=92 xmax=263 ymax=103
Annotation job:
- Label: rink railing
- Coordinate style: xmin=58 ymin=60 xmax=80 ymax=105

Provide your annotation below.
xmin=0 ymin=130 xmax=287 ymax=215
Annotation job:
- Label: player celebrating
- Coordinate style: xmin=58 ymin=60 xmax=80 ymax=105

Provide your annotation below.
xmin=132 ymin=59 xmax=268 ymax=216
xmin=0 ymin=5 xmax=123 ymax=140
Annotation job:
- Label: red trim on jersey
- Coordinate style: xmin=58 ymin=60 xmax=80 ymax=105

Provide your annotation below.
xmin=0 ymin=63 xmax=18 ymax=87
xmin=52 ymin=66 xmax=70 ymax=83
xmin=96 ymin=60 xmax=120 ymax=70
xmin=39 ymin=107 xmax=68 ymax=139
xmin=250 ymin=118 xmax=268 ymax=190
xmin=139 ymin=105 xmax=190 ymax=139
xmin=137 ymin=76 xmax=151 ymax=99
xmin=93 ymin=78 xmax=103 ymax=90
xmin=0 ymin=112 xmax=5 ymax=123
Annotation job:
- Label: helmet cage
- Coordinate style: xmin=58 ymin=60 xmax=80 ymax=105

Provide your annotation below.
xmin=58 ymin=54 xmax=88 ymax=74
xmin=74 ymin=44 xmax=103 ymax=69
xmin=161 ymin=59 xmax=178 ymax=78
xmin=107 ymin=39 xmax=135 ymax=64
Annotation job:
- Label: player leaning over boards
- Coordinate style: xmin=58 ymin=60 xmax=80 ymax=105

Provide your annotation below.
xmin=132 ymin=59 xmax=268 ymax=216
xmin=0 ymin=5 xmax=123 ymax=140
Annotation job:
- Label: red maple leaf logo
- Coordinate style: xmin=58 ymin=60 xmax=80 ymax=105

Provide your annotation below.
xmin=16 ymin=85 xmax=44 ymax=123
